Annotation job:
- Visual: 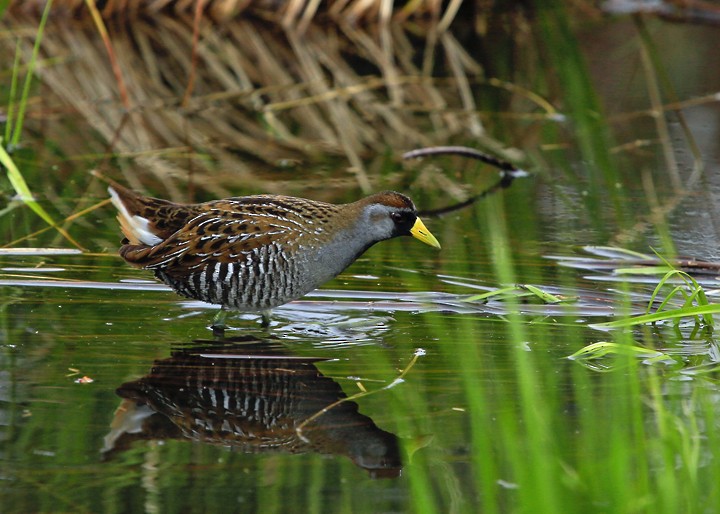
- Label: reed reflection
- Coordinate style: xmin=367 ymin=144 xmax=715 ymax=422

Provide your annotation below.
xmin=102 ymin=336 xmax=402 ymax=478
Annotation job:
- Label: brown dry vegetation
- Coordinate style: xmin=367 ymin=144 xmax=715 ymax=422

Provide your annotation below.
xmin=2 ymin=1 xmax=535 ymax=202
xmin=10 ymin=0 xmax=459 ymax=26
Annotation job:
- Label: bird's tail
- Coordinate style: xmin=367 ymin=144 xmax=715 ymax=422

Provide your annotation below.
xmin=92 ymin=170 xmax=163 ymax=246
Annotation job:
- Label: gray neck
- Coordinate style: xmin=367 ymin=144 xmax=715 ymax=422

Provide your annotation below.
xmin=310 ymin=226 xmax=378 ymax=285
xmin=300 ymin=202 xmax=396 ymax=288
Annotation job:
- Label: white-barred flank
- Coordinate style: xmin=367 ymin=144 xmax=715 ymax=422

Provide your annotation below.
xmin=159 ymin=242 xmax=304 ymax=311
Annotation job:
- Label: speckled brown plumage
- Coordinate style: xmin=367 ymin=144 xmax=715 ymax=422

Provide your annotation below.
xmin=102 ymin=177 xmax=440 ymax=324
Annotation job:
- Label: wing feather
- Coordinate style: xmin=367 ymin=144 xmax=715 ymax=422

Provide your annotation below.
xmin=119 ymin=199 xmax=336 ymax=277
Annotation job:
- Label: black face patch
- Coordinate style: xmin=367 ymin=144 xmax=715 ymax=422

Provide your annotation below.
xmin=390 ymin=210 xmax=417 ymax=237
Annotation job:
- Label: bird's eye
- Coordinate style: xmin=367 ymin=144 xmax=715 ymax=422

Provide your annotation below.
xmin=390 ymin=212 xmax=403 ymax=222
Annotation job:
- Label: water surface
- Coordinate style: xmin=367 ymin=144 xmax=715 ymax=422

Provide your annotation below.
xmin=3 ymin=4 xmax=720 ymax=513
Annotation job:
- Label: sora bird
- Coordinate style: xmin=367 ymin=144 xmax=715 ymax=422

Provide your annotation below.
xmin=101 ymin=176 xmax=440 ymax=329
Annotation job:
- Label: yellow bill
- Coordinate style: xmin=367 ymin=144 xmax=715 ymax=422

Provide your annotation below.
xmin=410 ymin=218 xmax=441 ymax=249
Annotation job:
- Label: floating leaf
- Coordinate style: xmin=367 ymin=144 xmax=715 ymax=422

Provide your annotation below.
xmin=465 ymin=284 xmax=575 ymax=304
xmin=568 ymin=341 xmax=671 ymax=372
xmin=518 ymin=284 xmax=572 ymax=304
xmin=568 ymin=341 xmax=665 ymax=360
xmin=464 ymin=286 xmax=519 ymax=303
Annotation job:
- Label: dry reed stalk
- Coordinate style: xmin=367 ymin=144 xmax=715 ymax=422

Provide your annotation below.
xmin=9 ymin=0 xmax=463 ymax=24
xmin=2 ymin=7 xmax=524 ymax=199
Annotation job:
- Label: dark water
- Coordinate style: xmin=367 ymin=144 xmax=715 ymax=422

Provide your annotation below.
xmin=3 ymin=4 xmax=720 ymax=513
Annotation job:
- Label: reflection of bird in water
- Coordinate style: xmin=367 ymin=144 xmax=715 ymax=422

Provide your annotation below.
xmin=96 ymin=172 xmax=440 ymax=329
xmin=102 ymin=339 xmax=402 ymax=478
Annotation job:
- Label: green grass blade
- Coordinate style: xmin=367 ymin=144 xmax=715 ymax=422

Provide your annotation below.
xmin=5 ymin=41 xmax=22 ymax=143
xmin=645 ymin=268 xmax=713 ymax=325
xmin=592 ymin=304 xmax=720 ymax=329
xmin=0 ymin=141 xmax=83 ymax=249
xmin=10 ymin=0 xmax=53 ymax=147
xmin=585 ymin=246 xmax=653 ymax=259
xmin=653 ymin=285 xmax=688 ymax=312
xmin=647 ymin=270 xmax=686 ymax=314
xmin=0 ymin=141 xmax=55 ymax=224
xmin=614 ymin=266 xmax=673 ymax=275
